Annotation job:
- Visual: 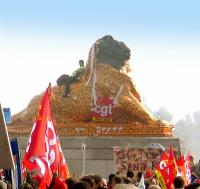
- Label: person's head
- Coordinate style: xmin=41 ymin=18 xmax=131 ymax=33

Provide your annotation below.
xmin=22 ymin=183 xmax=33 ymax=189
xmin=0 ymin=170 xmax=4 ymax=181
xmin=113 ymin=183 xmax=138 ymax=189
xmin=25 ymin=172 xmax=33 ymax=184
xmin=108 ymin=173 xmax=116 ymax=189
xmin=65 ymin=177 xmax=76 ymax=189
xmin=80 ymin=175 xmax=95 ymax=189
xmin=148 ymin=185 xmax=161 ymax=189
xmin=0 ymin=180 xmax=7 ymax=189
xmin=74 ymin=181 xmax=91 ymax=189
xmin=191 ymin=173 xmax=199 ymax=183
xmin=137 ymin=172 xmax=143 ymax=182
xmin=145 ymin=179 xmax=151 ymax=189
xmin=101 ymin=178 xmax=108 ymax=189
xmin=79 ymin=60 xmax=84 ymax=67
xmin=127 ymin=170 xmax=134 ymax=179
xmin=31 ymin=174 xmax=42 ymax=187
xmin=150 ymin=177 xmax=158 ymax=185
xmin=93 ymin=174 xmax=102 ymax=188
xmin=122 ymin=177 xmax=132 ymax=184
xmin=190 ymin=155 xmax=194 ymax=162
xmin=108 ymin=174 xmax=115 ymax=185
xmin=113 ymin=176 xmax=122 ymax=185
xmin=173 ymin=176 xmax=185 ymax=189
xmin=186 ymin=183 xmax=200 ymax=189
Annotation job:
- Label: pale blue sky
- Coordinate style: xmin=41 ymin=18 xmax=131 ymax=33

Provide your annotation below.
xmin=0 ymin=0 xmax=200 ymax=122
xmin=1 ymin=0 xmax=200 ymax=37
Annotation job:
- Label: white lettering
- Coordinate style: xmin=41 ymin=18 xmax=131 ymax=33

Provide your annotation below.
xmin=92 ymin=104 xmax=113 ymax=117
xmin=47 ymin=121 xmax=56 ymax=146
xmin=160 ymin=160 xmax=167 ymax=170
xmin=49 ymin=149 xmax=56 ymax=166
xmin=30 ymin=156 xmax=46 ymax=176
xmin=47 ymin=121 xmax=57 ymax=166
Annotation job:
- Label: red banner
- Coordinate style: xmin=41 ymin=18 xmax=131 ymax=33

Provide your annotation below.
xmin=155 ymin=151 xmax=169 ymax=189
xmin=22 ymin=88 xmax=69 ymax=188
xmin=167 ymin=145 xmax=179 ymax=189
xmin=91 ymin=97 xmax=114 ymax=122
xmin=176 ymin=154 xmax=191 ymax=185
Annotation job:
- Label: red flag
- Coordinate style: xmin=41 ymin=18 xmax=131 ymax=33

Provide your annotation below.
xmin=176 ymin=156 xmax=185 ymax=176
xmin=22 ymin=87 xmax=69 ymax=188
xmin=184 ymin=153 xmax=191 ymax=185
xmin=176 ymin=153 xmax=191 ymax=186
xmin=168 ymin=145 xmax=179 ymax=189
xmin=57 ymin=140 xmax=69 ymax=179
xmin=155 ymin=151 xmax=169 ymax=189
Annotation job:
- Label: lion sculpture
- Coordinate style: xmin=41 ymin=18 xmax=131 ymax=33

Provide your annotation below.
xmin=11 ymin=35 xmax=170 ymax=136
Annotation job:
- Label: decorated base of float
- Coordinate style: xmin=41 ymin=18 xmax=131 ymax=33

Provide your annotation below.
xmin=8 ymin=35 xmax=181 ymax=178
xmin=8 ymin=121 xmax=172 ymax=137
xmin=16 ymin=136 xmax=181 ymax=178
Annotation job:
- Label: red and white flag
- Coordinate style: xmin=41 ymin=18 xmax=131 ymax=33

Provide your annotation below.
xmin=179 ymin=153 xmax=191 ymax=186
xmin=167 ymin=145 xmax=179 ymax=189
xmin=175 ymin=153 xmax=191 ymax=186
xmin=183 ymin=153 xmax=191 ymax=185
xmin=22 ymin=86 xmax=69 ymax=188
xmin=155 ymin=151 xmax=169 ymax=189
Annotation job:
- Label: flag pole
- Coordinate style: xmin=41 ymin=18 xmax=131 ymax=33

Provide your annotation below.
xmin=48 ymin=83 xmax=54 ymax=123
xmin=48 ymin=83 xmax=51 ymax=97
xmin=81 ymin=143 xmax=86 ymax=177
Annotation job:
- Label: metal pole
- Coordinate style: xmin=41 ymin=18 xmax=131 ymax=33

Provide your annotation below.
xmin=81 ymin=142 xmax=86 ymax=177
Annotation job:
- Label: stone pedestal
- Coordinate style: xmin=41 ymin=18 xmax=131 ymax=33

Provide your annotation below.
xmin=18 ymin=136 xmax=181 ymax=178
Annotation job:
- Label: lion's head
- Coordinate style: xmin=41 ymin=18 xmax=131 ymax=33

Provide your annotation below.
xmin=93 ymin=35 xmax=131 ymax=70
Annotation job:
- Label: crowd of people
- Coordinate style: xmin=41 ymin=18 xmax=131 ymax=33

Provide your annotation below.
xmin=17 ymin=167 xmax=200 ymax=189
xmin=0 ymin=161 xmax=200 ymax=189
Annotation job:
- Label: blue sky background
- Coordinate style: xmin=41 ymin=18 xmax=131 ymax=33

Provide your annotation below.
xmin=1 ymin=1 xmax=200 ymax=38
xmin=0 ymin=0 xmax=200 ymax=122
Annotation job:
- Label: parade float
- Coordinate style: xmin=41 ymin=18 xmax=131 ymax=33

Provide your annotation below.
xmin=9 ymin=35 xmax=172 ymax=137
xmin=8 ymin=35 xmax=180 ymax=177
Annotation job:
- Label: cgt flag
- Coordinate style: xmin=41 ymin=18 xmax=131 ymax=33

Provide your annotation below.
xmin=168 ymin=145 xmax=179 ymax=189
xmin=176 ymin=153 xmax=191 ymax=186
xmin=155 ymin=151 xmax=169 ymax=189
xmin=184 ymin=153 xmax=191 ymax=185
xmin=22 ymin=86 xmax=69 ymax=188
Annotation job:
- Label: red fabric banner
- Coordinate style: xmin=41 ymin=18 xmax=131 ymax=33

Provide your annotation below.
xmin=155 ymin=151 xmax=169 ymax=189
xmin=167 ymin=145 xmax=179 ymax=189
xmin=173 ymin=153 xmax=191 ymax=186
xmin=155 ymin=146 xmax=191 ymax=189
xmin=91 ymin=97 xmax=114 ymax=122
xmin=22 ymin=87 xmax=69 ymax=188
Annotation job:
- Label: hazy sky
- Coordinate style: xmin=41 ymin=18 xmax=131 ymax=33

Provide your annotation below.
xmin=0 ymin=0 xmax=200 ymax=122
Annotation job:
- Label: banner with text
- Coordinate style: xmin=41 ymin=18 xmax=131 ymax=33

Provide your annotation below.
xmin=114 ymin=146 xmax=182 ymax=176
